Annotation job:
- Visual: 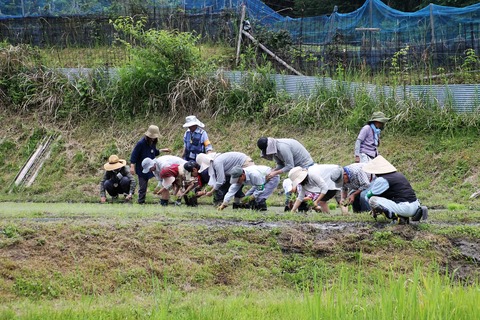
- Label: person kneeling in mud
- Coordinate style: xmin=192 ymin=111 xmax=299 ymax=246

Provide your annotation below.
xmin=218 ymin=165 xmax=280 ymax=211
xmin=362 ymin=155 xmax=428 ymax=224
xmin=288 ymin=164 xmax=343 ymax=213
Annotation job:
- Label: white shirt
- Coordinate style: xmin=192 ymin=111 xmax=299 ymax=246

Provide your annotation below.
xmin=223 ymin=165 xmax=271 ymax=203
xmin=151 ymin=155 xmax=186 ymax=187
xmin=297 ymin=164 xmax=340 ymax=201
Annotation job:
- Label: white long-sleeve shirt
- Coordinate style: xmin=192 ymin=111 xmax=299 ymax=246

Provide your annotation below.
xmin=297 ymin=164 xmax=340 ymax=201
xmin=151 ymin=155 xmax=186 ymax=187
xmin=223 ymin=165 xmax=271 ymax=203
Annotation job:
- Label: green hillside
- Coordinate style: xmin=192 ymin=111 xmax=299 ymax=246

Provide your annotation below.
xmin=1 ymin=110 xmax=479 ymax=210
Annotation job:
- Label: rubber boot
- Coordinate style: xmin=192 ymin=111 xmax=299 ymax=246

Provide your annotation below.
xmin=412 ymin=206 xmax=422 ymax=221
xmin=183 ymin=195 xmax=198 ymax=207
xmin=372 ymin=205 xmax=395 ymax=220
xmin=398 ymin=216 xmax=410 ymax=225
xmin=412 ymin=205 xmax=428 ymax=221
xmin=298 ymin=201 xmax=309 ymax=212
xmin=255 ymin=199 xmax=267 ymax=211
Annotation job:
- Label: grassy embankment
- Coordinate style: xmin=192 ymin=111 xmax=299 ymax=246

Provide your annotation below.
xmin=0 ymin=202 xmax=479 ymax=319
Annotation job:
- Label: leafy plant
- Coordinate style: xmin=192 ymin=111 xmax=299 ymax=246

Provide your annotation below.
xmin=111 ymin=16 xmax=201 ymax=114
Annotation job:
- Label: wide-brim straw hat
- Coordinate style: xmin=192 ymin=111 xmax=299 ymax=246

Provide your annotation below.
xmin=104 ymin=155 xmax=126 ymax=171
xmin=183 ymin=115 xmax=205 ymax=128
xmin=288 ymin=167 xmax=308 ymax=188
xmin=145 ymin=125 xmax=160 ymax=139
xmin=196 ymin=152 xmax=217 ymax=172
xmin=362 ymin=155 xmax=397 ymax=175
xmin=368 ymin=111 xmax=390 ymax=123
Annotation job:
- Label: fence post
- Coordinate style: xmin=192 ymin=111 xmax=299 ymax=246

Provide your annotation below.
xmin=235 ymin=4 xmax=246 ymax=66
xmin=430 ymin=4 xmax=435 ymax=43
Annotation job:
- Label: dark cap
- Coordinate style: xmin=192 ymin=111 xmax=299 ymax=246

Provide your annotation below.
xmin=184 ymin=160 xmax=199 ymax=172
xmin=229 ymin=166 xmax=245 ymax=184
xmin=257 ymin=137 xmax=268 ymax=150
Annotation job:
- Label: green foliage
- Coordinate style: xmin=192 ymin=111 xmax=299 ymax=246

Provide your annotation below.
xmin=461 ymin=48 xmax=479 ymax=72
xmin=459 ymin=48 xmax=480 ymax=83
xmin=447 ymin=203 xmax=467 ymax=211
xmin=0 ymin=140 xmax=16 ymax=166
xmin=1 ymin=225 xmax=19 ymax=238
xmin=252 ymin=26 xmax=293 ymax=56
xmin=111 ymin=16 xmax=201 ymax=114
xmin=390 ymin=45 xmax=410 ymax=84
xmin=222 ymin=55 xmax=278 ymax=118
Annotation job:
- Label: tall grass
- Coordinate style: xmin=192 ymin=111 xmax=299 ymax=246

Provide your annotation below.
xmin=0 ymin=265 xmax=477 ymax=319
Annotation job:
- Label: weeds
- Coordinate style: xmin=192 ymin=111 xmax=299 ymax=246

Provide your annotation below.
xmin=111 ymin=16 xmax=201 ymax=114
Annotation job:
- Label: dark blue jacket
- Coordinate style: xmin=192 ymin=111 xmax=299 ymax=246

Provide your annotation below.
xmin=130 ymin=137 xmax=159 ymax=179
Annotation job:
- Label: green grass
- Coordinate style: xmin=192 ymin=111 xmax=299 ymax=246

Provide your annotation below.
xmin=1 ymin=202 xmax=479 ymax=318
xmin=0 ymin=266 xmax=477 ymax=319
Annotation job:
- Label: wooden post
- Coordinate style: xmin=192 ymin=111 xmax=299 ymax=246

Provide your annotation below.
xmin=235 ymin=4 xmax=246 ymax=66
xmin=429 ymin=3 xmax=435 ymax=44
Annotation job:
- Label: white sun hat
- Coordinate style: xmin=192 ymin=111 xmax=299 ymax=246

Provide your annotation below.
xmin=288 ymin=167 xmax=308 ymax=188
xmin=141 ymin=158 xmax=156 ymax=174
xmin=196 ymin=152 xmax=217 ymax=172
xmin=183 ymin=115 xmax=205 ymax=128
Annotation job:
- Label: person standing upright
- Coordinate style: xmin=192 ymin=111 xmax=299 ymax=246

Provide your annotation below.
xmin=354 ymin=111 xmax=390 ymax=163
xmin=130 ymin=125 xmax=170 ymax=204
xmin=182 ymin=115 xmax=213 ymax=161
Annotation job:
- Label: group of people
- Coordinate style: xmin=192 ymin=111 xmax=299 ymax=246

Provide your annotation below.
xmin=100 ymin=112 xmax=428 ymax=224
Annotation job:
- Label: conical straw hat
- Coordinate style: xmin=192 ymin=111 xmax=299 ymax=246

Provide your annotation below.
xmin=362 ymin=155 xmax=397 ymax=175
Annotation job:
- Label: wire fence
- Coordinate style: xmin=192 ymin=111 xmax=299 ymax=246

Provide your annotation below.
xmin=1 ymin=1 xmax=479 ymax=81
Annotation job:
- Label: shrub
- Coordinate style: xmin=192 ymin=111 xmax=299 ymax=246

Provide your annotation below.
xmin=111 ymin=16 xmax=201 ymax=114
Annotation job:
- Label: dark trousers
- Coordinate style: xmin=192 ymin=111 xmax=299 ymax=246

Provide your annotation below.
xmin=137 ymin=175 xmax=149 ymax=204
xmin=214 ymin=175 xmax=245 ymax=205
xmin=104 ymin=177 xmax=131 ymax=198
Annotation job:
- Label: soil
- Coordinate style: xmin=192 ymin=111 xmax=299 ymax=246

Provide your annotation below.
xmin=4 ymin=213 xmax=479 ymax=281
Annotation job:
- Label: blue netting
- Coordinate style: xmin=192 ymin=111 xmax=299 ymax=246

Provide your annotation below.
xmin=244 ymin=0 xmax=480 ymax=46
xmin=1 ymin=0 xmax=480 ymax=47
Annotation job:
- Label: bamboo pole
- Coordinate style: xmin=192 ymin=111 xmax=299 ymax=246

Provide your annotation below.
xmin=241 ymin=30 xmax=303 ymax=76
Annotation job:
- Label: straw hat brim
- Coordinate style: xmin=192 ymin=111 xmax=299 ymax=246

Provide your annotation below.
xmin=362 ymin=155 xmax=397 ymax=174
xmin=104 ymin=159 xmax=126 ymax=171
